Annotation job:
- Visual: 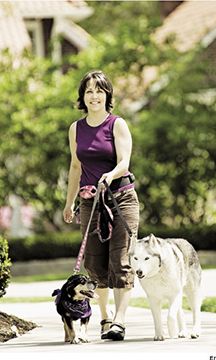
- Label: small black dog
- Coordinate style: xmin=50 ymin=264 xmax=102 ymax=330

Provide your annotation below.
xmin=52 ymin=274 xmax=97 ymax=344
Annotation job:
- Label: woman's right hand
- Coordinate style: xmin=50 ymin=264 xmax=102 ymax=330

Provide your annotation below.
xmin=63 ymin=205 xmax=75 ymax=224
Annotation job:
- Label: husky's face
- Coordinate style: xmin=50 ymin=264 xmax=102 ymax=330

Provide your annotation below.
xmin=130 ymin=234 xmax=162 ymax=279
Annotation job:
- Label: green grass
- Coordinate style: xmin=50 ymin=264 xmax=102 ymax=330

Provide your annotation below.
xmin=109 ymin=296 xmax=216 ymax=313
xmin=10 ymin=265 xmax=216 ymax=283
xmin=1 ymin=296 xmax=216 ymax=313
xmin=11 ymin=273 xmax=69 ymax=283
xmin=201 ymin=264 xmax=216 ymax=270
xmin=130 ymin=297 xmax=216 ymax=313
xmin=0 ymin=296 xmax=52 ymax=303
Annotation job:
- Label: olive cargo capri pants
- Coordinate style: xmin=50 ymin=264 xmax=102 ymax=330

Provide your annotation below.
xmin=79 ymin=188 xmax=140 ymax=289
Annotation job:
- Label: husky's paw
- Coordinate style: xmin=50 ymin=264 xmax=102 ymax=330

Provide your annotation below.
xmin=154 ymin=335 xmax=165 ymax=341
xmin=191 ymin=327 xmax=200 ymax=339
xmin=190 ymin=332 xmax=200 ymax=339
xmin=178 ymin=330 xmax=188 ymax=338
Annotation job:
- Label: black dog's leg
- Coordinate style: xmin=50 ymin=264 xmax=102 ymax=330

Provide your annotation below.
xmin=79 ymin=317 xmax=90 ymax=343
xmin=63 ymin=316 xmax=79 ymax=344
xmin=63 ymin=317 xmax=71 ymax=342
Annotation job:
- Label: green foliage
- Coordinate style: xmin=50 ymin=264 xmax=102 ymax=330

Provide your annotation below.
xmin=138 ymin=224 xmax=216 ymax=251
xmin=76 ymin=1 xmax=163 ymax=77
xmin=0 ymin=1 xmax=215 ymax=230
xmin=0 ymin=236 xmax=11 ymax=297
xmin=131 ymin=49 xmax=216 ymax=226
xmin=201 ymin=297 xmax=216 ymax=313
xmin=7 ymin=225 xmax=215 ymax=262
xmin=0 ymin=54 xmax=81 ymax=227
xmin=80 ymin=2 xmax=216 ymax=227
xmin=8 ymin=230 xmax=81 ymax=261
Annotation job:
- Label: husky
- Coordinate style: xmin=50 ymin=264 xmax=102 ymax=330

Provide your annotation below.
xmin=130 ymin=233 xmax=202 ymax=341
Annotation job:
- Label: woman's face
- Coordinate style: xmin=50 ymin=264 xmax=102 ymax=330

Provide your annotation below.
xmin=84 ymin=78 xmax=107 ymax=113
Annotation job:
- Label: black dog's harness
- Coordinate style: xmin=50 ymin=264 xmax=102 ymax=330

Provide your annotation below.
xmin=53 ymin=289 xmax=92 ymax=319
xmin=62 ymin=299 xmax=92 ymax=320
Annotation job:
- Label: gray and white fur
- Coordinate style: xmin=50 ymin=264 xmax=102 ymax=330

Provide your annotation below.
xmin=130 ymin=233 xmax=202 ymax=340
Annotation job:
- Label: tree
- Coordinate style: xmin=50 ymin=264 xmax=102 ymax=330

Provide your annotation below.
xmin=0 ymin=54 xmax=80 ymax=229
xmin=1 ymin=2 xmax=163 ymax=230
xmin=131 ymin=49 xmax=216 ymax=226
xmin=80 ymin=2 xmax=216 ymax=226
xmin=1 ymin=1 xmax=215 ymax=230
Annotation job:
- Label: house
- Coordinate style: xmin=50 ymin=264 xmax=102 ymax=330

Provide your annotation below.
xmin=154 ymin=0 xmax=216 ymax=53
xmin=153 ymin=0 xmax=216 ymax=100
xmin=0 ymin=0 xmax=93 ymax=60
xmin=119 ymin=0 xmax=216 ymax=112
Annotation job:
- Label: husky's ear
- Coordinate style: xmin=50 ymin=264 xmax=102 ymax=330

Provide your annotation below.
xmin=149 ymin=233 xmax=157 ymax=246
xmin=148 ymin=233 xmax=165 ymax=265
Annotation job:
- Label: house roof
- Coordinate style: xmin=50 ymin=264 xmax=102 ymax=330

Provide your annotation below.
xmin=0 ymin=2 xmax=31 ymax=55
xmin=15 ymin=0 xmax=93 ymax=21
xmin=0 ymin=0 xmax=92 ymax=55
xmin=54 ymin=18 xmax=91 ymax=50
xmin=154 ymin=0 xmax=216 ymax=51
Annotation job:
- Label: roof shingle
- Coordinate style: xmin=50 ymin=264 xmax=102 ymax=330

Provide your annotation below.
xmin=0 ymin=0 xmax=92 ymax=55
xmin=154 ymin=0 xmax=216 ymax=51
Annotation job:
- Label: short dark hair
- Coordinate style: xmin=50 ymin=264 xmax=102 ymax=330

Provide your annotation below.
xmin=77 ymin=70 xmax=113 ymax=113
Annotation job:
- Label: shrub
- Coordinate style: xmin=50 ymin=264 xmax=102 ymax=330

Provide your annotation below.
xmin=7 ymin=224 xmax=215 ymax=263
xmin=8 ymin=231 xmax=82 ymax=262
xmin=0 ymin=236 xmax=11 ymax=297
xmin=138 ymin=224 xmax=216 ymax=251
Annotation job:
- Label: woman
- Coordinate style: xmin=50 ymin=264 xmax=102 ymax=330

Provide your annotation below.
xmin=63 ymin=70 xmax=139 ymax=341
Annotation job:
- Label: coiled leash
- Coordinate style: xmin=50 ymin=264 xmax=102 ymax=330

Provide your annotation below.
xmin=73 ymin=180 xmax=135 ymax=274
xmin=73 ymin=184 xmax=103 ymax=274
xmin=103 ymin=180 xmax=133 ymax=239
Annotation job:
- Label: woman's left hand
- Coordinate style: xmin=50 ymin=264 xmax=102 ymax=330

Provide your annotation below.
xmin=98 ymin=172 xmax=114 ymax=189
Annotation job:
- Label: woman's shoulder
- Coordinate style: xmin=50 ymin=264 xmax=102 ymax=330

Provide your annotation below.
xmin=111 ymin=114 xmax=127 ymax=127
xmin=107 ymin=114 xmax=128 ymax=135
xmin=108 ymin=113 xmax=125 ymax=126
xmin=69 ymin=117 xmax=85 ymax=131
xmin=112 ymin=116 xmax=130 ymax=137
xmin=110 ymin=113 xmax=125 ymax=121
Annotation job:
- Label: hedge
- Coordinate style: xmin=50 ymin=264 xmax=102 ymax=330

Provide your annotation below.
xmin=7 ymin=225 xmax=216 ymax=262
xmin=0 ymin=236 xmax=11 ymax=297
xmin=138 ymin=224 xmax=216 ymax=251
xmin=8 ymin=230 xmax=82 ymax=262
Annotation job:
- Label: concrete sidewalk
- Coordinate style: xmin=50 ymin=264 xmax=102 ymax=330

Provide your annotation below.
xmin=0 ymin=271 xmax=216 ymax=356
xmin=0 ymin=270 xmax=216 ymax=360
xmin=0 ymin=302 xmax=216 ymax=356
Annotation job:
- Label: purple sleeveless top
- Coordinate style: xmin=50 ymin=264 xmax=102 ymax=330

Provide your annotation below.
xmin=76 ymin=113 xmax=118 ymax=187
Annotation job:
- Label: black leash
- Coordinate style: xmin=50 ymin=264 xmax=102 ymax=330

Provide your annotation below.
xmin=103 ymin=180 xmax=133 ymax=238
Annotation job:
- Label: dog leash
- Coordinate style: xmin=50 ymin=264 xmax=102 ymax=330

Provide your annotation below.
xmin=73 ymin=180 xmax=134 ymax=273
xmin=103 ymin=180 xmax=133 ymax=238
xmin=73 ymin=184 xmax=102 ymax=274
